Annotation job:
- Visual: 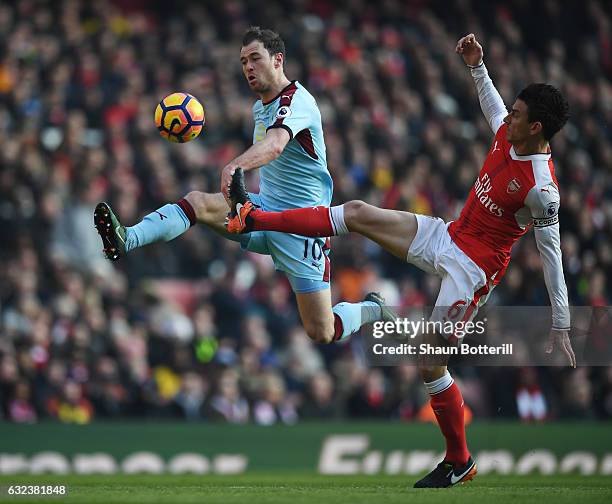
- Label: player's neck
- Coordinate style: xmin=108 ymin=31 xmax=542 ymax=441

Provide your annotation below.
xmin=260 ymin=75 xmax=292 ymax=103
xmin=512 ymin=137 xmax=550 ymax=156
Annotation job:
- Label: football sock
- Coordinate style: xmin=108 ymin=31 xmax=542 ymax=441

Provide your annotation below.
xmin=333 ymin=314 xmax=344 ymax=341
xmin=125 ymin=199 xmax=196 ymax=252
xmin=331 ymin=300 xmax=382 ymax=342
xmin=426 ymin=372 xmax=470 ymax=466
xmin=250 ymin=205 xmax=348 ymax=237
xmin=329 ymin=205 xmax=349 ymax=234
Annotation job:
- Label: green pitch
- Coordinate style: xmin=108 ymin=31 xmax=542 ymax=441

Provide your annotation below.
xmin=1 ymin=474 xmax=611 ymax=504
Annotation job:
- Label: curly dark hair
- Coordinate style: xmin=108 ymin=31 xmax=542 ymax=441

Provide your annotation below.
xmin=517 ymin=83 xmax=570 ymax=141
xmin=242 ymin=27 xmax=285 ymax=58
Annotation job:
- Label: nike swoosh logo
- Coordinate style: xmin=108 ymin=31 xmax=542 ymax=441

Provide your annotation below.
xmin=450 ymin=462 xmax=474 ymax=484
xmin=236 ymin=203 xmax=244 ymax=226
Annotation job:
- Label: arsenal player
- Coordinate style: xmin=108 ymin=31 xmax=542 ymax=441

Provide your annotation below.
xmin=226 ymin=33 xmax=575 ymax=487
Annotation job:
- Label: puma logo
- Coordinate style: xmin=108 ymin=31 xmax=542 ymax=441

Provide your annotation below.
xmin=155 ymin=211 xmax=167 ymax=220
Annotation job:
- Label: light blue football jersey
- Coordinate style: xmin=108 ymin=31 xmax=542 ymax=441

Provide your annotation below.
xmin=251 ymin=81 xmax=332 ymax=211
xmin=232 ymin=80 xmax=332 ymax=289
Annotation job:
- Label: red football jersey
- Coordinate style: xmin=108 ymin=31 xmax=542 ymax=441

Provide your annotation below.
xmin=448 ymin=123 xmax=561 ymax=283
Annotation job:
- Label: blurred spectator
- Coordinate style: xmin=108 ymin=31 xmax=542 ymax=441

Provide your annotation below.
xmin=388 ymin=365 xmax=428 ymax=420
xmin=47 ymin=381 xmax=94 ymax=424
xmin=515 ymin=368 xmax=548 ymax=422
xmin=299 ymin=372 xmax=341 ymax=419
xmin=209 ymin=369 xmax=249 ymax=423
xmin=0 ymin=357 xmax=19 ymax=408
xmin=88 ymin=357 xmax=131 ymax=418
xmin=7 ymin=381 xmax=37 ymax=424
xmin=35 ymin=359 xmax=68 ymax=414
xmin=172 ymin=371 xmax=209 ymax=421
xmin=347 ymin=369 xmax=393 ymax=418
xmin=253 ymin=372 xmax=298 ymax=425
xmin=595 ymin=367 xmax=612 ymax=418
xmin=281 ymin=326 xmax=325 ymax=391
xmin=560 ymin=368 xmax=595 ymax=419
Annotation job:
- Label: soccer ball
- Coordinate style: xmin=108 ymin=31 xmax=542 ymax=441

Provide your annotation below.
xmin=155 ymin=92 xmax=205 ymax=143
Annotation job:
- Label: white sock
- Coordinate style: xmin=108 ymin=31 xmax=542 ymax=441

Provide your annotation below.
xmin=329 ymin=205 xmax=349 ymax=235
xmin=425 ymin=371 xmax=454 ymax=396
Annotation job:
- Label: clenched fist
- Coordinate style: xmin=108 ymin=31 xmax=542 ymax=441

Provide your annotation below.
xmin=456 ymin=33 xmax=483 ymax=67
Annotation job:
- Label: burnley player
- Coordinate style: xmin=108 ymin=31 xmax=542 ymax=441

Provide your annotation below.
xmin=94 ymin=27 xmax=392 ymax=346
xmin=226 ymin=33 xmax=576 ymax=487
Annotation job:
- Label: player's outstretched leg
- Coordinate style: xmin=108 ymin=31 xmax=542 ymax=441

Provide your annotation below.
xmin=94 ymin=198 xmax=197 ymax=260
xmin=226 ymin=168 xmax=417 ymax=261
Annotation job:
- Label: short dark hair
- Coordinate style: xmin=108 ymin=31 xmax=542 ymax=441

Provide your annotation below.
xmin=517 ymin=83 xmax=569 ymax=141
xmin=242 ymin=26 xmax=285 ymax=58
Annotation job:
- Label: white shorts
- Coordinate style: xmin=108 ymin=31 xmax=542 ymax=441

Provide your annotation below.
xmin=406 ymin=214 xmax=494 ymax=342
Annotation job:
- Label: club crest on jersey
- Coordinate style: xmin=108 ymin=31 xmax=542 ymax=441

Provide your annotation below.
xmin=276 ymin=106 xmax=292 ymax=119
xmin=506 ymin=178 xmax=521 ymax=194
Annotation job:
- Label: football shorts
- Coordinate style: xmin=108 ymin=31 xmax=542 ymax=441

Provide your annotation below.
xmin=406 ymin=214 xmax=495 ymax=342
xmin=230 ymin=192 xmax=331 ymax=293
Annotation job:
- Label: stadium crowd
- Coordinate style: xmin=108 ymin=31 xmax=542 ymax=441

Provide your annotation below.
xmin=1 ymin=0 xmax=611 ymax=424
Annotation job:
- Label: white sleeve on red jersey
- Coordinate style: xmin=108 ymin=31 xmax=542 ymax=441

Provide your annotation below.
xmin=470 ymin=63 xmax=507 ymax=134
xmin=525 ymin=183 xmax=571 ymax=330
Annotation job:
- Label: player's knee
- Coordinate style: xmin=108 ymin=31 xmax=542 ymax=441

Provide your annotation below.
xmin=184 ymin=191 xmax=212 ymax=222
xmin=343 ymin=200 xmax=368 ymax=227
xmin=418 ymin=365 xmax=447 ymax=383
xmin=304 ymin=322 xmax=335 ymax=345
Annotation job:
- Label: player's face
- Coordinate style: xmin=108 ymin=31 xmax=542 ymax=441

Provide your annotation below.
xmin=240 ymin=41 xmax=277 ymax=94
xmin=504 ymin=99 xmax=541 ymax=145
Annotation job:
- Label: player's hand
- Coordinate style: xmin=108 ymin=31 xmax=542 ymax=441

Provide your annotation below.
xmin=456 ymin=33 xmax=483 ymax=67
xmin=545 ymin=328 xmax=576 ymax=368
xmin=221 ymin=164 xmax=237 ymax=201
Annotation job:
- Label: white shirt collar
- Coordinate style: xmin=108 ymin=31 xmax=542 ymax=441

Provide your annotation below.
xmin=509 ymin=146 xmax=551 ymax=161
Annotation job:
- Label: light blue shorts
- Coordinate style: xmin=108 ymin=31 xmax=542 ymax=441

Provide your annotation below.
xmin=227 ymin=193 xmax=331 ymax=294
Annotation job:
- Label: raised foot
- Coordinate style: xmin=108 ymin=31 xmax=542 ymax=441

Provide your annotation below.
xmin=94 ymin=202 xmax=126 ymax=261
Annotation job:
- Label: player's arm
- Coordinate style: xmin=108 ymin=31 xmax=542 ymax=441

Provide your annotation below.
xmin=456 ymin=33 xmax=507 ymax=134
xmin=221 ymin=127 xmax=290 ymax=198
xmin=526 ymin=184 xmax=576 ymax=367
